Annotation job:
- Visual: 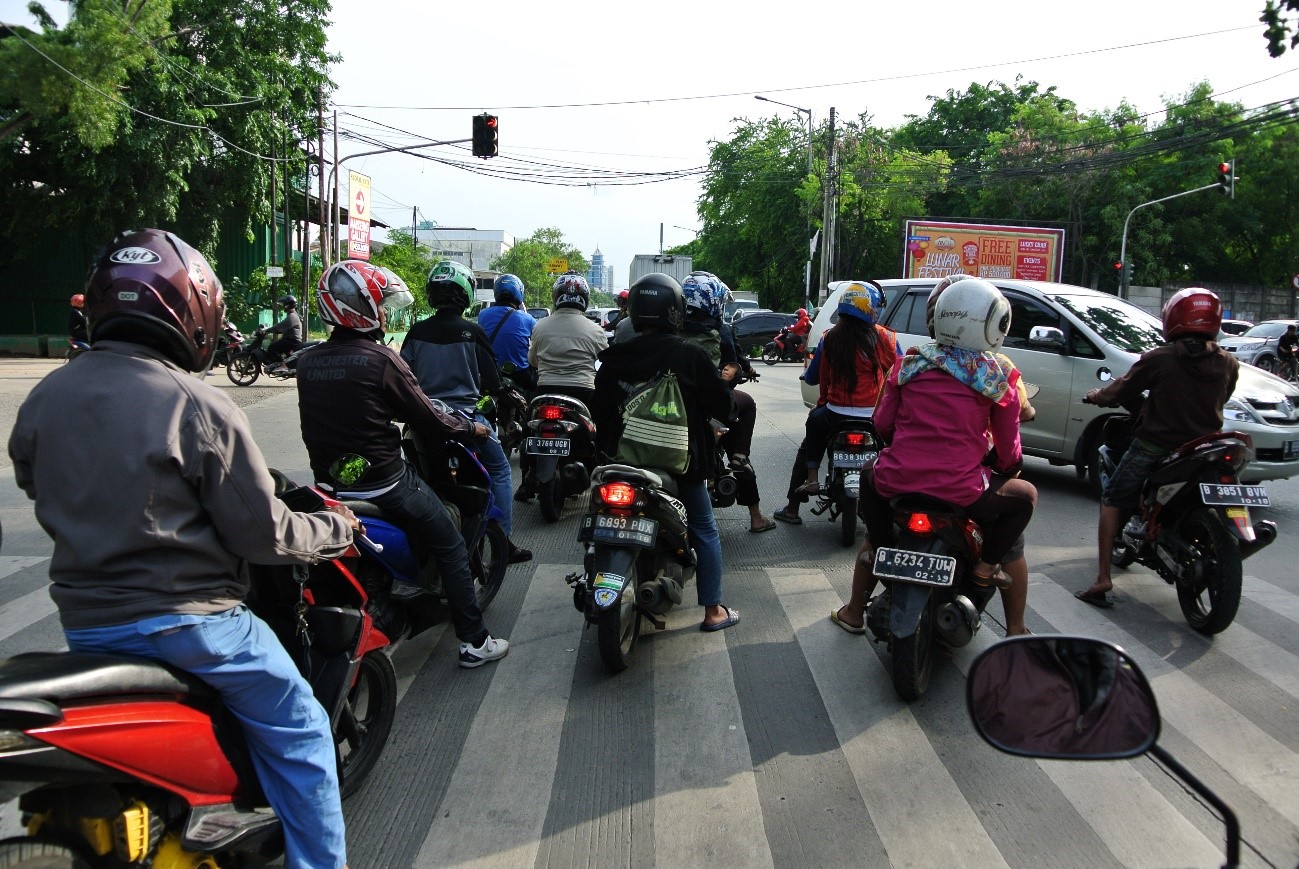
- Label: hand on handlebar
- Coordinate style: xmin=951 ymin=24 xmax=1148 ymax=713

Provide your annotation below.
xmin=327 ymin=502 xmax=361 ymax=531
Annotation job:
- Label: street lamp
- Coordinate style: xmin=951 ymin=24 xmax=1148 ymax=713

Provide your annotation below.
xmin=755 ymin=95 xmax=815 ymax=310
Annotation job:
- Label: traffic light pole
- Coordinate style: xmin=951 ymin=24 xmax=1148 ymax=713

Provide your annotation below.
xmin=1118 ymin=182 xmax=1222 ymax=299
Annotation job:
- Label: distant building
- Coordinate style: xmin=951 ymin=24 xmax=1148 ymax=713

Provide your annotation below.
xmin=413 ymin=227 xmax=514 ymax=271
xmin=587 ymin=247 xmax=609 ymax=291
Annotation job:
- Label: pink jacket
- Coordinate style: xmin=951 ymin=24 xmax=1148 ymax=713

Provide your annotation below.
xmin=872 ymin=368 xmax=1022 ymax=507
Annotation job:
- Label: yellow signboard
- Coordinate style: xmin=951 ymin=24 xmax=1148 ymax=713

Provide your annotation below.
xmin=902 ymin=220 xmax=1065 ymax=282
xmin=546 ymin=258 xmax=569 ymax=274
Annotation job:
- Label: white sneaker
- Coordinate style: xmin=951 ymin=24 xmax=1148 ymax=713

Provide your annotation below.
xmin=459 ymin=635 xmax=509 ymax=669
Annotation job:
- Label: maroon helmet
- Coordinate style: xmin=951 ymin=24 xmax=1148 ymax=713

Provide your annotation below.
xmin=85 ymin=229 xmax=225 ymax=372
xmin=1161 ymin=287 xmax=1222 ymax=342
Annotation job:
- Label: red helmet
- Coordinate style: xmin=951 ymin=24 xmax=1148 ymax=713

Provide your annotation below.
xmin=617 ymin=289 xmax=630 ymax=306
xmin=69 ymin=293 xmax=85 ymax=309
xmin=1162 ymin=287 xmax=1222 ymax=342
xmin=85 ymin=228 xmax=224 ymax=372
xmin=317 ymin=260 xmax=413 ymax=331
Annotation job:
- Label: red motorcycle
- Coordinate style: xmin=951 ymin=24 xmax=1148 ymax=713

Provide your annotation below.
xmin=762 ymin=325 xmax=808 ymax=365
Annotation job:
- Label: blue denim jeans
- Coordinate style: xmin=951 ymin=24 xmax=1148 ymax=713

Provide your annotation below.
xmin=473 ymin=412 xmax=515 ymax=538
xmin=366 ymin=463 xmax=488 ymax=644
xmin=65 ymin=606 xmax=345 ymax=869
xmin=676 ymin=478 xmax=724 ymax=607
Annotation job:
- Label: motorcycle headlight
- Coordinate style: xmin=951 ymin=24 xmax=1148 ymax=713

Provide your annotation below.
xmin=1223 ymin=398 xmax=1263 ymax=425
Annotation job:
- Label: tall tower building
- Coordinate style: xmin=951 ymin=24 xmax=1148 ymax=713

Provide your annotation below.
xmin=587 ymin=247 xmax=607 ymax=291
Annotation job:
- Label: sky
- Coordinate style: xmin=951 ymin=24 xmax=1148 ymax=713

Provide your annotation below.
xmin=4 ymin=1 xmax=1298 ymax=289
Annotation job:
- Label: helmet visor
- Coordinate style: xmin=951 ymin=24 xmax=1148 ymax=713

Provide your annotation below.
xmin=381 ymin=287 xmax=415 ymax=311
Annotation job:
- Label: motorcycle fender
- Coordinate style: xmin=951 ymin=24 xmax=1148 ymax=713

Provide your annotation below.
xmin=588 ymin=547 xmax=638 ymax=611
xmin=843 ymin=471 xmax=860 ymax=498
xmin=1216 ymin=505 xmax=1255 ymax=542
xmin=888 ymin=582 xmax=932 ymax=640
xmin=534 ymin=454 xmax=559 ymax=483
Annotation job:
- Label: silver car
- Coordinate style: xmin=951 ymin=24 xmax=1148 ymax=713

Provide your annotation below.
xmin=802 ymin=279 xmax=1299 ymax=488
xmin=1218 ymin=319 xmax=1299 ymax=373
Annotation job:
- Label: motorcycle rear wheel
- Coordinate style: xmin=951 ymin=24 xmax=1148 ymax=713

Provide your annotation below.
xmin=0 ymin=837 xmax=93 ymax=868
xmin=1176 ymin=508 xmax=1243 ymax=635
xmin=227 ymin=353 xmax=260 ymax=386
xmin=891 ymin=596 xmax=935 ymax=701
xmin=538 ymin=476 xmax=563 ymax=523
xmin=472 ymin=520 xmax=508 ymax=610
xmin=336 ymin=650 xmax=397 ymax=799
xmin=840 ymin=494 xmax=858 ymax=547
xmin=596 ymin=566 xmax=640 ymax=674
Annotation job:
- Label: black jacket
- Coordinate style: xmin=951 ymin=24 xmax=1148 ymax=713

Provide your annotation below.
xmin=594 ymin=331 xmax=733 ymax=482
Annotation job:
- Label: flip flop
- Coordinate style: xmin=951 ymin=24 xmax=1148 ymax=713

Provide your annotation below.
xmin=1074 ymin=588 xmax=1115 ymax=609
xmin=749 ymin=517 xmax=778 ymax=533
xmin=830 ymin=608 xmax=866 ymax=635
xmin=973 ymin=566 xmax=1013 ymax=590
xmin=773 ymin=507 xmax=803 ymax=525
xmin=701 ymin=606 xmax=740 ymax=632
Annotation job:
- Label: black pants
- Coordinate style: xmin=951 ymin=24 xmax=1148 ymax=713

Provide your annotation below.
xmin=719 ymin=389 xmax=760 ymax=506
xmin=267 ymin=336 xmax=301 ymax=365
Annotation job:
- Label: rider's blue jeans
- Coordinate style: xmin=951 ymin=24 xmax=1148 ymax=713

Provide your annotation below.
xmin=474 ymin=412 xmax=515 ymax=538
xmin=64 ymin=606 xmax=346 ymax=869
xmin=676 ymin=478 xmax=724 ymax=607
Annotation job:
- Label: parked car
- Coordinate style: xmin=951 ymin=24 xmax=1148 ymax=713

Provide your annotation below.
xmin=1219 ymin=319 xmax=1254 ymax=337
xmin=584 ymin=306 xmax=614 ymax=327
xmin=802 ymin=279 xmax=1299 ymax=489
xmin=731 ymin=312 xmax=797 ymax=359
xmin=1219 ymin=319 xmax=1299 ymax=373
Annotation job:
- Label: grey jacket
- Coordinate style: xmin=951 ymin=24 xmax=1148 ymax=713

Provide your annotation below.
xmin=8 ymin=342 xmax=353 ymax=630
xmin=528 ymin=308 xmax=608 ymax=389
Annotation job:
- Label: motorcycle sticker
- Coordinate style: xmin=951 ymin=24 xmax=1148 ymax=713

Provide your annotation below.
xmin=594 ymin=573 xmax=625 ymax=591
xmin=593 ymin=588 xmax=619 ymax=608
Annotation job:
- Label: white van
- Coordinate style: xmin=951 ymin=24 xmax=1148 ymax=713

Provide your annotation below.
xmin=725 ymin=299 xmax=760 ymax=323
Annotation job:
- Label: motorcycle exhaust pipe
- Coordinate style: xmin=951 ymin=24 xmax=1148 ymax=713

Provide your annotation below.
xmin=1239 ymin=519 xmax=1278 ymax=560
xmin=635 ymin=574 xmax=684 ymax=614
xmin=561 ymin=461 xmax=590 ymax=494
xmin=935 ymin=596 xmax=981 ymax=647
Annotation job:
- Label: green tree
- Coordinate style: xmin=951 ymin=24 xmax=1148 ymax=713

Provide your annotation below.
xmin=1262 ymin=0 xmax=1299 ymax=56
xmin=490 ymin=228 xmax=589 ymax=309
xmin=371 ymin=229 xmax=443 ymax=321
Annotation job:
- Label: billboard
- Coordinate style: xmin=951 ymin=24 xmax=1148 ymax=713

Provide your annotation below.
xmin=902 ymin=219 xmax=1065 ymax=282
xmin=348 ymin=170 xmax=372 ymax=261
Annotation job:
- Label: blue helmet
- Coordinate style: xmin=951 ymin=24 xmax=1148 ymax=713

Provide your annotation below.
xmin=682 ymin=273 xmax=722 ymax=321
xmin=836 ymin=281 xmax=886 ymax=325
xmin=493 ymin=273 xmax=525 ymax=306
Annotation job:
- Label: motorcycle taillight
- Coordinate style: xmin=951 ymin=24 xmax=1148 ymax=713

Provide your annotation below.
xmin=908 ymin=513 xmax=934 ymax=534
xmin=844 ymin=432 xmax=866 ymax=449
xmin=540 ymin=405 xmax=564 ymax=421
xmin=599 ymin=482 xmax=637 ymax=507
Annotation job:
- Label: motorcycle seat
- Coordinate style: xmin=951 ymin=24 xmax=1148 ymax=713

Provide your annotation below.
xmin=593 ymin=463 xmax=677 ymax=496
xmin=531 ymin=393 xmax=594 ymax=422
xmin=0 ymin=652 xmax=214 ymax=706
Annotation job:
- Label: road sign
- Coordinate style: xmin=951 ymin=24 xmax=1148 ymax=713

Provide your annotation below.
xmin=265 ymin=265 xmax=285 ymax=278
xmin=546 ymin=258 xmax=569 ymax=274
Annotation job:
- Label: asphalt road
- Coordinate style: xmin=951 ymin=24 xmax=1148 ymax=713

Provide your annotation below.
xmin=1 ymin=357 xmax=1296 ymax=868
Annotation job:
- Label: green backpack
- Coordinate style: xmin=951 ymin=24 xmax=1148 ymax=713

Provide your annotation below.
xmin=616 ymin=369 xmax=691 ymax=475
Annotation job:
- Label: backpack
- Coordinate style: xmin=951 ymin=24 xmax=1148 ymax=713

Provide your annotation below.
xmin=616 ymin=369 xmax=691 ymax=475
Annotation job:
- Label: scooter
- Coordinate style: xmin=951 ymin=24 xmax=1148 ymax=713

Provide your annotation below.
xmin=62 ymin=337 xmax=90 ymax=363
xmin=968 ymin=635 xmax=1241 ymax=868
xmin=226 ymin=326 xmax=324 ymax=386
xmin=762 ymin=325 xmax=808 ymax=365
xmin=1087 ymin=397 xmax=1276 ymax=635
xmin=807 ymin=422 xmax=881 ymax=546
xmin=212 ymin=320 xmax=245 ymax=369
xmin=491 ymin=363 xmax=531 ymax=457
xmin=865 ymin=494 xmax=998 ymax=700
xmin=566 ymin=463 xmax=696 ymax=674
xmin=522 ymin=393 xmax=599 ymax=523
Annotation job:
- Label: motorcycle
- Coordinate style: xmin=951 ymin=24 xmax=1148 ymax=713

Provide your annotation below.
xmin=226 ymin=326 xmax=324 ymax=386
xmin=968 ymin=635 xmax=1241 ymax=868
xmin=865 ymin=494 xmax=998 ymax=700
xmin=212 ymin=320 xmax=245 ymax=369
xmin=807 ymin=421 xmax=882 ymax=546
xmin=566 ymin=463 xmax=695 ymax=673
xmin=762 ymin=325 xmax=808 ymax=365
xmin=522 ymin=393 xmax=599 ymax=523
xmin=491 ymin=363 xmax=531 ymax=457
xmin=62 ymin=337 xmax=89 ymax=363
xmin=708 ymin=420 xmax=740 ymax=510
xmin=1088 ymin=397 xmax=1277 ymax=635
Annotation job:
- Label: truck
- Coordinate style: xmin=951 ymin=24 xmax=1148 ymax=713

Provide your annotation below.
xmin=629 ymin=254 xmax=693 ymax=287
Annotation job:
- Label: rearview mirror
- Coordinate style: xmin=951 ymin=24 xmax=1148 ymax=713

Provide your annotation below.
xmin=966 ymin=636 xmax=1160 ymax=760
xmin=1028 ymin=326 xmax=1066 ymax=350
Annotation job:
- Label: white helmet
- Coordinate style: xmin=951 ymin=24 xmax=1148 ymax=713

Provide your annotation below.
xmin=932 ymin=278 xmax=1012 ymax=352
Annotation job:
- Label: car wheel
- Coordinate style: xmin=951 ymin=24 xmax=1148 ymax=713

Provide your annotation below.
xmin=1255 ymin=354 xmax=1278 ymax=374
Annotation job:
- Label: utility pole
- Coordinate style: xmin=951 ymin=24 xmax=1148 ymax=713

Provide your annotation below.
xmin=817 ymin=107 xmax=837 ymax=304
xmin=331 ymin=110 xmax=339 ymax=261
xmin=1118 ymin=182 xmax=1222 ymax=299
xmin=317 ymin=90 xmax=327 ymax=270
xmin=412 ymin=206 xmax=418 ymax=249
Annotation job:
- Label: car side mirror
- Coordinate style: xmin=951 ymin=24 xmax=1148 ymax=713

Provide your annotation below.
xmin=1028 ymin=326 xmax=1066 ymax=351
xmin=966 ymin=636 xmax=1160 ymax=760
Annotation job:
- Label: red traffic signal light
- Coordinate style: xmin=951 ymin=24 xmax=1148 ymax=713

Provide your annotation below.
xmin=472 ymin=113 xmax=499 ymax=159
xmin=1216 ymin=160 xmax=1235 ymax=198
xmin=1114 ymin=262 xmax=1123 ymax=271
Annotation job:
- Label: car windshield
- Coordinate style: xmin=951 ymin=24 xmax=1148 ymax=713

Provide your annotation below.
xmin=1242 ymin=322 xmax=1290 ymax=339
xmin=1051 ymin=294 xmax=1165 ymax=354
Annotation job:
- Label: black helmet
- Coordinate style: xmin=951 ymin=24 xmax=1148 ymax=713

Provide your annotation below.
xmin=85 ymin=228 xmax=225 ymax=372
xmin=278 ymin=294 xmax=297 ymax=310
xmin=629 ymin=273 xmax=685 ymax=333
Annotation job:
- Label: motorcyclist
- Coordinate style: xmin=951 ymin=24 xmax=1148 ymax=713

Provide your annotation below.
xmin=266 ymin=293 xmax=303 ymax=375
xmin=593 ymin=273 xmax=739 ymax=631
xmin=1278 ymin=323 xmax=1298 ymax=372
xmin=775 ymin=282 xmax=900 ymax=525
xmin=67 ymin=293 xmax=88 ymax=343
xmin=858 ymin=278 xmax=1036 ymax=595
xmin=400 ymin=261 xmax=532 ymax=564
xmin=680 ymin=272 xmax=775 ymax=533
xmin=606 ymin=288 xmax=631 ymax=333
xmin=297 ymin=259 xmax=512 ymax=670
xmin=9 ymin=228 xmax=358 ymax=869
xmin=1075 ymin=287 xmax=1239 ymax=608
xmin=787 ymin=307 xmax=813 ymax=356
xmin=478 ymin=273 xmax=538 ymax=392
xmin=514 ymin=271 xmax=607 ymax=502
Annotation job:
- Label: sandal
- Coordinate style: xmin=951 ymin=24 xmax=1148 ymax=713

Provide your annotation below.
xmin=795 ymin=481 xmax=822 ymax=496
xmin=773 ymin=507 xmax=803 ymax=525
xmin=830 ymin=607 xmax=866 ymax=635
xmin=749 ymin=517 xmax=777 ymax=533
xmin=973 ymin=566 xmax=1013 ymax=590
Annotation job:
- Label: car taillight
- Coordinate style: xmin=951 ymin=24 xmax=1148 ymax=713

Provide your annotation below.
xmin=908 ymin=513 xmax=934 ymax=534
xmin=599 ymin=482 xmax=637 ymax=507
xmin=540 ymin=405 xmax=564 ymax=421
xmin=845 ymin=432 xmax=866 ymax=449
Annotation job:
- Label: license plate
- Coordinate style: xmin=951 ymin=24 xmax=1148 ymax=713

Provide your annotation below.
xmin=525 ymin=436 xmax=570 ymax=456
xmin=1199 ymin=482 xmax=1270 ymax=507
xmin=587 ymin=514 xmax=658 ymax=548
xmin=1285 ymin=440 xmax=1299 ymax=460
xmin=832 ymin=450 xmax=877 ymax=468
xmin=873 ymin=547 xmax=957 ymax=587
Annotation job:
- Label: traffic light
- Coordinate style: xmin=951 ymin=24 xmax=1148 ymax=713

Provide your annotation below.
xmin=472 ymin=113 xmax=498 ymax=159
xmin=1114 ymin=261 xmax=1133 ymax=284
xmin=1217 ymin=160 xmax=1235 ymax=198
